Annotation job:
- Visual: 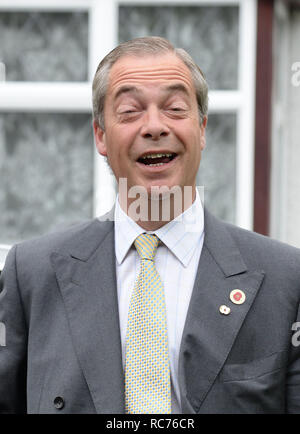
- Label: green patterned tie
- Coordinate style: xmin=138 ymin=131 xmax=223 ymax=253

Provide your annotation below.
xmin=125 ymin=233 xmax=171 ymax=414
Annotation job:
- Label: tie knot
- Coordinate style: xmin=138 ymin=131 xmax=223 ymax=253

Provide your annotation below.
xmin=134 ymin=234 xmax=159 ymax=261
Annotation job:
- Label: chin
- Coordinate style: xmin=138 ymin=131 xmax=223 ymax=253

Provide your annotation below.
xmin=147 ymin=182 xmax=183 ymax=198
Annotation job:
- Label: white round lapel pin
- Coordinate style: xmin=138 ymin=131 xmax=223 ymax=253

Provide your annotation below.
xmin=219 ymin=305 xmax=231 ymax=315
xmin=230 ymin=289 xmax=246 ymax=305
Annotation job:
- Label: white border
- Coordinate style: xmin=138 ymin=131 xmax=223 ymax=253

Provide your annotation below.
xmin=270 ymin=0 xmax=290 ymax=242
xmin=235 ymin=0 xmax=257 ymax=229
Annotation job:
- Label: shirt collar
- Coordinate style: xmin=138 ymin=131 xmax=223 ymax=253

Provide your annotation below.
xmin=114 ymin=189 xmax=204 ymax=267
xmin=114 ymin=200 xmax=145 ymax=265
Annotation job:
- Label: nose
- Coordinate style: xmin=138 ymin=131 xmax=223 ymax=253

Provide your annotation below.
xmin=140 ymin=106 xmax=170 ymax=140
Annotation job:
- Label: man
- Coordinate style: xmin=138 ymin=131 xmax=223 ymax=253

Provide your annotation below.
xmin=1 ymin=36 xmax=300 ymax=414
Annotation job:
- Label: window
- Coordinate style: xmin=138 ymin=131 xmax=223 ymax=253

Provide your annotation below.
xmin=0 ymin=0 xmax=257 ymax=265
xmin=271 ymin=1 xmax=300 ymax=248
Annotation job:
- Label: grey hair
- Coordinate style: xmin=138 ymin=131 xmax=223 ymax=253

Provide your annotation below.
xmin=92 ymin=36 xmax=208 ymax=130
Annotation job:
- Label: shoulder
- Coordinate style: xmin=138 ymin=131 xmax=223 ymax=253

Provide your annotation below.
xmin=204 ymin=210 xmax=300 ymax=310
xmin=219 ymin=216 xmax=300 ymax=284
xmin=225 ymin=220 xmax=300 ymax=263
xmin=15 ymin=219 xmax=98 ymax=254
xmin=7 ymin=214 xmax=114 ymax=273
xmin=204 ymin=208 xmax=300 ymax=278
xmin=205 ymin=208 xmax=300 ymax=256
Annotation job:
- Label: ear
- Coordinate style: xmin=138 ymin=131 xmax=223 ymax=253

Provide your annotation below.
xmin=199 ymin=116 xmax=207 ymax=150
xmin=93 ymin=120 xmax=107 ymax=157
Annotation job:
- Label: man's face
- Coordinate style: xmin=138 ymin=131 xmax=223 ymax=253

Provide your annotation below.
xmin=94 ymin=53 xmax=207 ymax=196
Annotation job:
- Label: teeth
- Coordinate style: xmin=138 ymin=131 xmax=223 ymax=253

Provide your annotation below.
xmin=141 ymin=153 xmax=173 ymax=159
xmin=148 ymin=162 xmax=165 ymax=166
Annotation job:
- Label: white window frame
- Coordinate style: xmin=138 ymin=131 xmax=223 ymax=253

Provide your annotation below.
xmin=270 ymin=0 xmax=291 ymax=243
xmin=0 ymin=0 xmax=257 ymax=265
xmin=95 ymin=0 xmax=257 ymax=230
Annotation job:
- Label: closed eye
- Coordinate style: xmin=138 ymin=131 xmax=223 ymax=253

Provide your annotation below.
xmin=117 ymin=108 xmax=142 ymax=122
xmin=166 ymin=107 xmax=188 ymax=117
xmin=117 ymin=108 xmax=140 ymax=116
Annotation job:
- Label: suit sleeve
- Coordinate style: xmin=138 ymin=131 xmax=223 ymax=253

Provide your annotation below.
xmin=286 ymin=301 xmax=300 ymax=413
xmin=0 ymin=245 xmax=27 ymax=414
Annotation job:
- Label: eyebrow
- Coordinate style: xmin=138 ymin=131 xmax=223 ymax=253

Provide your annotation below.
xmin=114 ymin=83 xmax=190 ymax=101
xmin=114 ymin=86 xmax=141 ymax=100
xmin=162 ymin=83 xmax=190 ymax=95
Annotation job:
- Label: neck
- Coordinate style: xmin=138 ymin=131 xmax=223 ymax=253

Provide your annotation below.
xmin=118 ymin=186 xmax=196 ymax=231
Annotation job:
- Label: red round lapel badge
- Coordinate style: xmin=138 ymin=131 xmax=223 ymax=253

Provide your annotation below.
xmin=230 ymin=289 xmax=246 ymax=305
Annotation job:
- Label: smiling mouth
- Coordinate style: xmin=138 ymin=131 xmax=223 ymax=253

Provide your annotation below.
xmin=137 ymin=152 xmax=177 ymax=166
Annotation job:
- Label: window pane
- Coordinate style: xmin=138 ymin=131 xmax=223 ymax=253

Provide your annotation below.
xmin=0 ymin=113 xmax=93 ymax=244
xmin=197 ymin=113 xmax=237 ymax=223
xmin=119 ymin=6 xmax=239 ymax=90
xmin=0 ymin=12 xmax=88 ymax=82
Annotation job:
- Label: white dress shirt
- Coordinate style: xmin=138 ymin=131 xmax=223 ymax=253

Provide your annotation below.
xmin=114 ymin=190 xmax=204 ymax=413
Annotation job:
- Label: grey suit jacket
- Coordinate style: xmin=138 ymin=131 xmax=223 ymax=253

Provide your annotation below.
xmin=1 ymin=209 xmax=300 ymax=414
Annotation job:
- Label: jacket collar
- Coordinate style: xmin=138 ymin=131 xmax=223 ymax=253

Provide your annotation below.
xmin=178 ymin=208 xmax=265 ymax=413
xmin=51 ymin=207 xmax=265 ymax=414
xmin=50 ymin=214 xmax=124 ymax=413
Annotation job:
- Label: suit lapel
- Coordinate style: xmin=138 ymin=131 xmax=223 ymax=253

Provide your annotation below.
xmin=49 ymin=208 xmax=265 ymax=414
xmin=178 ymin=210 xmax=265 ymax=413
xmin=50 ymin=216 xmax=125 ymax=414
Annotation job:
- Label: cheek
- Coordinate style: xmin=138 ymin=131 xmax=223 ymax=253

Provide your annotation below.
xmin=104 ymin=133 xmax=134 ymax=175
xmin=175 ymin=117 xmax=200 ymax=141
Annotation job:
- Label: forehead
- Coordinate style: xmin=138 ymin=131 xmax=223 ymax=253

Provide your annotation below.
xmin=107 ymin=53 xmax=196 ymax=97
